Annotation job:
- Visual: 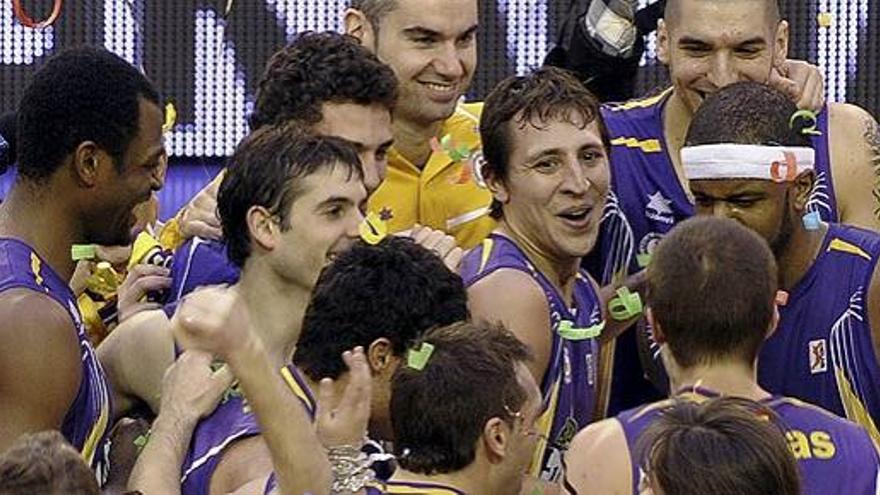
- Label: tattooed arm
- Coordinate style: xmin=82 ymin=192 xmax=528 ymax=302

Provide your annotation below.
xmin=828 ymin=103 xmax=880 ymax=232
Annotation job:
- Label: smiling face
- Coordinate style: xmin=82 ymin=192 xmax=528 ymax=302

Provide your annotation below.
xmin=88 ymin=98 xmax=166 ymax=246
xmin=269 ymin=165 xmax=367 ymax=290
xmin=488 ymin=116 xmax=609 ymax=260
xmin=657 ymin=0 xmax=788 ymax=115
xmin=356 ymin=0 xmax=478 ymax=127
xmin=314 ymin=102 xmax=394 ymax=195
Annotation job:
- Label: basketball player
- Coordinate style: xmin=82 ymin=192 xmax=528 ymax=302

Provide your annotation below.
xmin=460 ymin=67 xmax=610 ymax=482
xmin=683 ymin=82 xmax=880 ymax=440
xmin=0 ymin=47 xmax=165 ymax=483
xmin=564 ymin=217 xmax=880 ymax=495
xmin=591 ymin=0 xmax=880 ymax=414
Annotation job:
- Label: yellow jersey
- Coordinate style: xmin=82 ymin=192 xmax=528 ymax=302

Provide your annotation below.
xmin=367 ymin=102 xmax=495 ymax=249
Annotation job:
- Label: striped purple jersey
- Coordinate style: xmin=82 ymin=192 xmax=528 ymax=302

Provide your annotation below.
xmin=163 ymin=237 xmax=240 ymax=317
xmin=180 ymin=364 xmax=316 ymax=495
xmin=460 ymin=233 xmax=605 ymax=482
xmin=586 ymin=89 xmax=836 ymax=415
xmin=616 ymin=387 xmax=880 ymax=495
xmin=759 ymin=223 xmax=880 ymax=443
xmin=0 ymin=238 xmax=112 ymax=483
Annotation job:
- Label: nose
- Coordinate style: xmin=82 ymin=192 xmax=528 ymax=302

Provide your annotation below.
xmin=347 ymin=208 xmax=366 ymax=240
xmin=358 ymin=153 xmax=382 ymax=195
xmin=433 ymin=42 xmax=465 ymax=79
xmin=711 ymin=201 xmax=735 ymax=219
xmin=560 ymin=159 xmax=591 ymax=196
xmin=707 ymin=52 xmax=740 ymax=89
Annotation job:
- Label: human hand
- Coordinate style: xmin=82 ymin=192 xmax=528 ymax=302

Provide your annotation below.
xmin=117 ymin=264 xmax=172 ymax=322
xmin=769 ymin=59 xmax=825 ymax=112
xmin=178 ymin=173 xmax=224 ymax=241
xmin=316 ymin=347 xmax=372 ymax=448
xmin=409 ymin=224 xmax=465 ymax=272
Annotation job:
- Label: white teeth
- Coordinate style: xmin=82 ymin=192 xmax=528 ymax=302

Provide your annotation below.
xmin=423 ymin=82 xmax=454 ymax=92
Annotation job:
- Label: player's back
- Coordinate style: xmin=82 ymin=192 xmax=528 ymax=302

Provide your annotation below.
xmin=616 ymin=389 xmax=880 ymax=495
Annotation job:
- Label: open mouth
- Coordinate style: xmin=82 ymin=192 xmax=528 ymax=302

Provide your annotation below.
xmin=558 ymin=207 xmax=590 ymax=221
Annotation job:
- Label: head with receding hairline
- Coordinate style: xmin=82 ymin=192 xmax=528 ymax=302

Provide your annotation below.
xmin=657 ymin=0 xmax=789 ymax=117
xmin=344 ymin=0 xmax=478 ymax=128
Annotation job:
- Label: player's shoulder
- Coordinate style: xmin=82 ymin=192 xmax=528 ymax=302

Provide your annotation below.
xmin=773 ymin=396 xmax=871 ymax=433
xmin=0 ymin=288 xmax=74 ymax=336
xmin=828 ymin=101 xmax=875 ymax=126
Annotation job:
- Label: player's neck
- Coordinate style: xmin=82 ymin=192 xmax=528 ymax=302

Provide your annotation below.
xmin=392 ymin=116 xmax=444 ymax=170
xmin=667 ymin=358 xmax=770 ymax=402
xmin=0 ymin=181 xmax=82 ymax=281
xmin=236 ymin=264 xmax=310 ymax=364
xmin=392 ymin=464 xmax=488 ymax=495
xmin=497 ymin=221 xmax=581 ymax=302
xmin=775 ymin=222 xmax=827 ymax=291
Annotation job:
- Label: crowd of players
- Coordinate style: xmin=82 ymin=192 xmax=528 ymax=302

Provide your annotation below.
xmin=1 ymin=0 xmax=880 ymax=494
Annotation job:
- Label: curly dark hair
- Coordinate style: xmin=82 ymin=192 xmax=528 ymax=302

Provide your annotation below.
xmin=218 ymin=125 xmax=363 ymax=267
xmin=249 ymin=31 xmax=398 ymax=130
xmin=292 ymin=236 xmax=469 ymax=380
xmin=479 ymin=66 xmax=609 ymax=219
xmin=685 ymin=81 xmax=811 ymax=148
xmin=16 ymin=46 xmax=159 ymax=183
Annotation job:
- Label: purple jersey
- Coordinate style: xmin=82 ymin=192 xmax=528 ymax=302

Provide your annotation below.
xmin=163 ymin=237 xmax=240 ymax=317
xmin=0 ymin=238 xmax=112 ymax=482
xmin=460 ymin=233 xmax=604 ymax=482
xmin=363 ymin=480 xmax=466 ymax=494
xmin=759 ymin=223 xmax=880 ymax=442
xmin=587 ymin=90 xmax=836 ymax=414
xmin=616 ymin=387 xmax=880 ymax=495
xmin=180 ymin=364 xmax=316 ymax=495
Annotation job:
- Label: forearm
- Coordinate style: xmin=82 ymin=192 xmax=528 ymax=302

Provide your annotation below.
xmin=127 ymin=412 xmax=198 ymax=494
xmin=226 ymin=337 xmax=332 ymax=495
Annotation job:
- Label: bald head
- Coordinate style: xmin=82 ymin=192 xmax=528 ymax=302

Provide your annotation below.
xmin=665 ymin=0 xmax=780 ymax=27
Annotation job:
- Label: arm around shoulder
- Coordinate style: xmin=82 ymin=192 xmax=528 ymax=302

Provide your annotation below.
xmin=97 ymin=308 xmax=176 ymax=417
xmin=0 ymin=289 xmax=82 ymax=453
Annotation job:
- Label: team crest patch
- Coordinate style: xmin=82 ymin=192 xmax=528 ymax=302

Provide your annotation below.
xmin=645 ymin=191 xmax=674 ymax=225
xmin=809 ymin=339 xmax=828 ymax=374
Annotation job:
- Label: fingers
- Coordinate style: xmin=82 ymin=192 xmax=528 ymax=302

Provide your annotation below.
xmin=180 ymin=219 xmax=223 ymax=241
xmin=317 ymin=377 xmax=336 ymax=417
xmin=777 ymin=59 xmax=826 ymax=112
xmin=442 ymin=247 xmax=465 ymax=272
xmin=768 ymin=67 xmax=800 ymax=104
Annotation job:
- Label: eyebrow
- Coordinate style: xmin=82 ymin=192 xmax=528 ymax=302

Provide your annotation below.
xmin=350 ymin=138 xmax=395 ymax=152
xmin=402 ymin=24 xmax=479 ymax=41
xmin=678 ymin=36 xmax=767 ymax=48
xmin=315 ymin=196 xmax=356 ymax=210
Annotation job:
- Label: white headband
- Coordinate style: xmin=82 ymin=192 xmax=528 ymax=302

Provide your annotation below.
xmin=682 ymin=144 xmax=815 ymax=182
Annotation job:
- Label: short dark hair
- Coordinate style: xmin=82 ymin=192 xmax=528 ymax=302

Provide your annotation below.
xmin=217 ymin=125 xmax=363 ymax=267
xmin=686 ymin=81 xmax=810 ymax=148
xmin=647 ymin=216 xmax=778 ymax=368
xmin=0 ymin=431 xmax=99 ymax=495
xmin=479 ymin=66 xmax=608 ymax=219
xmin=637 ymin=397 xmax=800 ymax=495
xmin=16 ymin=46 xmax=160 ymax=183
xmin=293 ymin=236 xmax=469 ymax=380
xmin=348 ymin=0 xmax=399 ymax=31
xmin=249 ymin=31 xmax=397 ymax=130
xmin=665 ymin=0 xmax=781 ymax=27
xmin=391 ymin=321 xmax=531 ymax=475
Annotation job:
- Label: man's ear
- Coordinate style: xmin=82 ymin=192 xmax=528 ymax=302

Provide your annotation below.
xmin=72 ymin=142 xmax=103 ymax=187
xmin=484 ymin=164 xmax=510 ymax=208
xmin=481 ymin=417 xmax=509 ymax=464
xmin=656 ymin=19 xmax=670 ymax=65
xmin=791 ymin=170 xmax=815 ymax=213
xmin=646 ymin=307 xmax=666 ymax=345
xmin=246 ymin=205 xmax=279 ymax=254
xmin=367 ymin=337 xmax=394 ymax=373
xmin=344 ymin=8 xmax=377 ymax=50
